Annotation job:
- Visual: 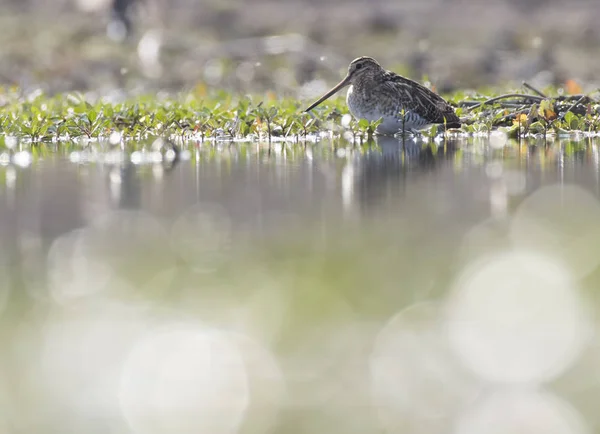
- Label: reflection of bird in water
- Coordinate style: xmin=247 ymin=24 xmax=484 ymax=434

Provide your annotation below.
xmin=113 ymin=162 xmax=141 ymax=209
xmin=110 ymin=142 xmax=180 ymax=210
xmin=305 ymin=57 xmax=460 ymax=135
xmin=352 ymin=136 xmax=459 ymax=210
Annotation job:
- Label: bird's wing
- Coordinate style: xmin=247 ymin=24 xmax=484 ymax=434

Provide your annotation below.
xmin=377 ymin=71 xmax=459 ymax=124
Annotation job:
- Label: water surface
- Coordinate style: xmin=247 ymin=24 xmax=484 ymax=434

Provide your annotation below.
xmin=1 ymin=134 xmax=599 ymax=434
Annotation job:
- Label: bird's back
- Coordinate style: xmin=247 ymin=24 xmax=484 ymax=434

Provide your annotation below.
xmin=379 ymin=70 xmax=460 ymax=126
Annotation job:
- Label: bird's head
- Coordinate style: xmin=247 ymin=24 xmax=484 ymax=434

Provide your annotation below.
xmin=304 ymin=56 xmax=383 ymax=112
xmin=346 ymin=56 xmax=383 ymax=83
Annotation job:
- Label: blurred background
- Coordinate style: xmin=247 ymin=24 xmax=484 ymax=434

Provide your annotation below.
xmin=2 ymin=0 xmax=600 ymax=95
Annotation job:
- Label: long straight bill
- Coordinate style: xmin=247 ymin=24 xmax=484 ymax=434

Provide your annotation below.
xmin=304 ymin=75 xmax=351 ymax=112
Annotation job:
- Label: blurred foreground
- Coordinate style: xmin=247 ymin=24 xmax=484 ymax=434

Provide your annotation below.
xmin=0 ymin=136 xmax=599 ymax=433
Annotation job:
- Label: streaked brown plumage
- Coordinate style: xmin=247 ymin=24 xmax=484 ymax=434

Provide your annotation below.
xmin=304 ymin=56 xmax=460 ymax=134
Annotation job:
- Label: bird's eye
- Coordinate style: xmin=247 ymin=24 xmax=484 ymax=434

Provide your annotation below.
xmin=355 ymin=63 xmax=363 ymax=70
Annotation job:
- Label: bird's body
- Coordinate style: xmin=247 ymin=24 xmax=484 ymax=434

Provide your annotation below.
xmin=305 ymin=57 xmax=460 ymax=135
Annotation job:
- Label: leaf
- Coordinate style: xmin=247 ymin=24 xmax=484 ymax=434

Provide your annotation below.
xmin=563 ymin=111 xmax=581 ymax=130
xmin=527 ymin=103 xmax=538 ymax=126
xmin=512 ymin=113 xmax=528 ymax=126
xmin=538 ymin=99 xmax=557 ymax=121
xmin=88 ymin=109 xmax=98 ymax=123
xmin=78 ymin=113 xmax=90 ymax=125
xmin=529 ymin=121 xmax=545 ymax=134
xmin=358 ymin=119 xmax=370 ymax=129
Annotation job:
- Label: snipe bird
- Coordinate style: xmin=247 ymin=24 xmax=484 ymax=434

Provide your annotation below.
xmin=304 ymin=56 xmax=460 ymax=134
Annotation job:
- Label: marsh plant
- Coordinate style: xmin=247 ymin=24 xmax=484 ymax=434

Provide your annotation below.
xmin=0 ymin=82 xmax=599 ymax=149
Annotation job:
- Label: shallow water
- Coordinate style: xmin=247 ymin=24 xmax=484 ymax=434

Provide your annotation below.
xmin=1 ymin=134 xmax=600 ymax=434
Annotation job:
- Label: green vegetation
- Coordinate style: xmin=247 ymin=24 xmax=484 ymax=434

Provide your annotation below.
xmin=0 ymin=83 xmax=599 ymax=148
xmin=454 ymin=86 xmax=600 ymax=139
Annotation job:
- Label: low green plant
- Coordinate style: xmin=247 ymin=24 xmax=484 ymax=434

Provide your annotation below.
xmin=0 ymin=83 xmax=599 ymax=147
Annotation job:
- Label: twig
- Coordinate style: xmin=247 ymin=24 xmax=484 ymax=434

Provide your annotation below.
xmin=467 ymin=94 xmax=545 ymax=111
xmin=557 ymin=94 xmax=589 ymax=101
xmin=458 ymin=101 xmax=488 ymax=107
xmin=459 ymin=101 xmax=534 ymax=109
xmin=522 ymin=81 xmax=547 ymax=98
xmin=489 ymin=103 xmax=533 ymax=109
xmin=558 ymin=94 xmax=588 ymax=120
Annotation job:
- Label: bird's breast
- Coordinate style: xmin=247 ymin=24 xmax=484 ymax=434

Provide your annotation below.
xmin=346 ymin=85 xmax=377 ymax=120
xmin=346 ymin=86 xmax=357 ymax=115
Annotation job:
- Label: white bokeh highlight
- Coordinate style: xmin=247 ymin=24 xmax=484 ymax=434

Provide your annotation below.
xmin=456 ymin=387 xmax=589 ymax=434
xmin=34 ymin=301 xmax=152 ymax=432
xmin=47 ymin=210 xmax=174 ymax=304
xmin=445 ymin=251 xmax=591 ymax=384
xmin=489 ymin=130 xmax=508 ymax=149
xmin=227 ymin=332 xmax=286 ymax=434
xmin=47 ymin=228 xmax=114 ymax=303
xmin=370 ymin=302 xmax=481 ymax=431
xmin=119 ymin=324 xmax=250 ymax=434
